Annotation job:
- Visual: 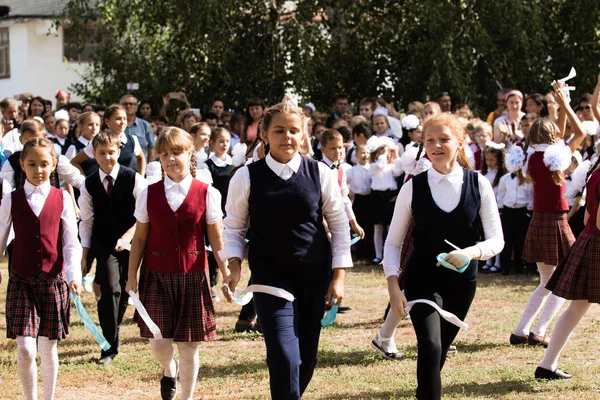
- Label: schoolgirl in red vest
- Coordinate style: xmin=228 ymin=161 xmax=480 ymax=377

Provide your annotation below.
xmin=125 ymin=127 xmax=227 ymax=400
xmin=0 ymin=137 xmax=83 ymax=400
xmin=511 ymin=81 xmax=587 ymax=348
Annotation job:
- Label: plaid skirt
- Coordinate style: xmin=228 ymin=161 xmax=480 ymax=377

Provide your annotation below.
xmin=523 ymin=211 xmax=574 ymax=266
xmin=546 ymin=230 xmax=600 ymax=303
xmin=6 ymin=270 xmax=70 ymax=340
xmin=136 ymin=268 xmax=216 ymax=342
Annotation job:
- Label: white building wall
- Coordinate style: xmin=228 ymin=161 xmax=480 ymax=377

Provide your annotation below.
xmin=0 ymin=19 xmax=86 ymax=106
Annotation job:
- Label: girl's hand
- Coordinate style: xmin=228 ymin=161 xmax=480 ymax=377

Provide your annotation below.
xmin=387 ymin=281 xmax=408 ymax=318
xmin=222 ymin=259 xmax=241 ymax=303
xmin=125 ymin=276 xmax=137 ymax=294
xmin=93 ymin=282 xmax=101 ymax=301
xmin=69 ymin=281 xmax=84 ymax=296
xmin=325 ymin=270 xmax=345 ymax=306
xmin=350 ymin=220 xmax=365 ymax=239
xmin=388 ymin=147 xmax=398 ymax=163
xmin=552 ymin=80 xmax=569 ymax=105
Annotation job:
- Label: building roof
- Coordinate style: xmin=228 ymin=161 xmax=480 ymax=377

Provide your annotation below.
xmin=0 ymin=0 xmax=70 ymax=19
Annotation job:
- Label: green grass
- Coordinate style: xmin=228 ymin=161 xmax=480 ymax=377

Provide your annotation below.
xmin=1 ymin=262 xmax=600 ymax=399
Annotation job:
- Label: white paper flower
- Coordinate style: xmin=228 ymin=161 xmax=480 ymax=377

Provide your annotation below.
xmin=402 ymin=114 xmax=420 ymax=130
xmin=581 ymin=120 xmax=597 ymax=136
xmin=543 ymin=141 xmax=572 ymax=172
xmin=55 ymin=109 xmax=69 ymax=122
xmin=504 ymin=146 xmax=525 ymax=173
xmin=145 ymin=161 xmax=162 ymax=184
xmin=413 ymin=157 xmax=431 ymax=176
xmin=231 ymin=142 xmax=247 ymax=167
xmin=399 ymin=145 xmax=420 ymax=175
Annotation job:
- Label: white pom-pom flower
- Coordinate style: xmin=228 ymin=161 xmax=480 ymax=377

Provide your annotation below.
xmin=485 ymin=141 xmax=506 ymax=150
xmin=55 ymin=109 xmax=69 ymax=122
xmin=504 ymin=146 xmax=525 ymax=173
xmin=145 ymin=161 xmax=162 ymax=184
xmin=231 ymin=142 xmax=247 ymax=167
xmin=564 ymin=160 xmax=591 ymax=200
xmin=398 ymin=145 xmax=420 ymax=175
xmin=413 ymin=157 xmax=431 ymax=176
xmin=402 ymin=114 xmax=420 ymax=130
xmin=581 ymin=120 xmax=597 ymax=136
xmin=543 ymin=141 xmax=572 ymax=172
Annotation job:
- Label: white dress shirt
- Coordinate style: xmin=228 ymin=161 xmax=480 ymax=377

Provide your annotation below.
xmin=483 ymin=168 xmax=498 ymax=199
xmin=496 ymin=172 xmax=533 ymax=210
xmin=65 ymin=136 xmax=90 ymax=161
xmin=370 ymin=154 xmax=403 ymax=191
xmin=78 ymin=165 xmax=148 ymax=248
xmin=219 ymin=153 xmax=352 ymax=269
xmin=209 ymin=154 xmax=232 ymax=167
xmin=0 ymin=154 xmax=85 ymax=190
xmin=0 ymin=180 xmax=82 ymax=284
xmin=321 ymin=154 xmax=356 ymax=222
xmin=2 ymin=128 xmax=22 ymax=154
xmin=346 ymin=163 xmax=372 ymax=195
xmin=83 ymin=133 xmax=142 ymax=158
xmin=382 ymin=164 xmax=504 ymax=278
xmin=134 ymin=172 xmax=223 ymax=225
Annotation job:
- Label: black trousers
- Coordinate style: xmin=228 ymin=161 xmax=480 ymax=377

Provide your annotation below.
xmin=500 ymin=207 xmax=530 ymax=274
xmin=405 ymin=276 xmax=477 ymax=400
xmin=237 ymin=276 xmax=257 ymax=323
xmin=94 ymin=249 xmax=130 ymax=358
xmin=252 ymin=265 xmax=330 ymax=400
xmin=207 ymin=251 xmax=219 ymax=287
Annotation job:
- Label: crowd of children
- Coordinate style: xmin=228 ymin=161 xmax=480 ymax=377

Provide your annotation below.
xmin=3 ymin=78 xmax=600 ymax=400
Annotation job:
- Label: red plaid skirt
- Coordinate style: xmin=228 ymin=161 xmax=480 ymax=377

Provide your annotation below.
xmin=523 ymin=211 xmax=574 ymax=266
xmin=547 ymin=230 xmax=600 ymax=303
xmin=6 ymin=270 xmax=70 ymax=340
xmin=136 ymin=268 xmax=216 ymax=342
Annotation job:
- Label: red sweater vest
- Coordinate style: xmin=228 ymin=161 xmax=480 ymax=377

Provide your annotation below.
xmin=528 ymin=151 xmax=568 ymax=212
xmin=11 ymin=187 xmax=64 ymax=278
xmin=144 ymin=179 xmax=208 ymax=273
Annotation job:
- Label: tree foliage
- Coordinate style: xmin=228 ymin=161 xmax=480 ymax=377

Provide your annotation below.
xmin=59 ymin=0 xmax=600 ymax=116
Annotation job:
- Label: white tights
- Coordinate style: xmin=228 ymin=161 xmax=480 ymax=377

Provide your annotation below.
xmin=377 ymin=303 xmax=403 ymax=353
xmin=150 ymin=339 xmax=200 ymax=400
xmin=513 ymin=262 xmax=567 ymax=337
xmin=540 ymin=300 xmax=590 ymax=371
xmin=374 ymin=224 xmax=388 ymax=260
xmin=17 ymin=336 xmax=58 ymax=400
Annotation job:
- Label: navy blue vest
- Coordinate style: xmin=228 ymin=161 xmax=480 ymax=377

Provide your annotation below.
xmin=51 ymin=137 xmax=73 ymax=156
xmin=8 ymin=151 xmax=60 ymax=189
xmin=408 ymin=168 xmax=482 ymax=280
xmin=118 ymin=133 xmax=135 ymax=169
xmin=85 ymin=165 xmax=137 ymax=252
xmin=247 ymin=157 xmax=331 ymax=269
xmin=204 ymin=158 xmax=234 ymax=213
xmin=73 ymin=139 xmax=99 ymax=177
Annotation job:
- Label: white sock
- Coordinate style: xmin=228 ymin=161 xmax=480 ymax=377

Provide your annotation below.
xmin=150 ymin=338 xmax=176 ymax=378
xmin=513 ymin=263 xmax=555 ymax=336
xmin=38 ymin=337 xmax=58 ymax=400
xmin=17 ymin=336 xmax=37 ymax=400
xmin=177 ymin=342 xmax=200 ymax=400
xmin=531 ymin=294 xmax=567 ymax=336
xmin=539 ymin=300 xmax=590 ymax=371
xmin=374 ymin=224 xmax=384 ymax=259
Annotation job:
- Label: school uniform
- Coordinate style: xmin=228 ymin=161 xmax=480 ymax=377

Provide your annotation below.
xmin=0 ymin=181 xmax=82 ymax=340
xmin=547 ymin=168 xmax=600 ymax=302
xmin=83 ymin=132 xmax=142 ymax=171
xmin=51 ymin=136 xmax=73 ymax=156
xmin=79 ymin=164 xmax=147 ymax=359
xmin=321 ymin=155 xmax=356 ymax=224
xmin=220 ymin=153 xmax=351 ymax=400
xmin=523 ymin=148 xmax=575 ymax=265
xmin=0 ymin=153 xmax=84 ymax=190
xmin=370 ymin=154 xmax=402 ymax=225
xmin=565 ymin=176 xmax=586 ymax=238
xmin=497 ymin=172 xmax=534 ymax=274
xmin=470 ymin=143 xmax=483 ymax=170
xmin=347 ymin=163 xmax=373 ymax=259
xmin=134 ymin=173 xmax=222 ymax=341
xmin=66 ymin=137 xmax=99 ymax=176
xmin=383 ymin=165 xmax=503 ymax=400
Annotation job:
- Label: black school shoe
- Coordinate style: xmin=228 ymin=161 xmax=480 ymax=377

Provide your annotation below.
xmin=160 ymin=360 xmax=179 ymax=400
xmin=535 ymin=366 xmax=572 ymax=380
xmin=325 ymin=304 xmax=353 ymax=313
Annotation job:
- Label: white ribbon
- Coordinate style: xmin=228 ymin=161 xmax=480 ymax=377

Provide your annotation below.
xmin=128 ymin=290 xmax=163 ymax=340
xmin=116 ymin=239 xmax=131 ymax=251
xmin=405 ymin=299 xmax=468 ymax=330
xmin=223 ymin=283 xmax=295 ymax=305
xmin=553 ymin=67 xmax=577 ymax=101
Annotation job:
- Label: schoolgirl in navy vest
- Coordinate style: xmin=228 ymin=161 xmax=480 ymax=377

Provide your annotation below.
xmin=51 ymin=110 xmax=73 ymax=156
xmin=511 ymin=81 xmax=586 ymax=348
xmin=70 ymin=104 xmax=147 ymax=177
xmin=78 ymin=131 xmax=148 ymax=365
xmin=204 ymin=127 xmax=234 ymax=301
xmin=534 ymin=150 xmax=600 ymax=380
xmin=0 ymin=137 xmax=83 ymax=400
xmin=65 ymin=111 xmax=101 ymax=176
xmin=220 ymin=101 xmax=352 ymax=400
xmin=384 ymin=113 xmax=503 ymax=400
xmin=125 ymin=127 xmax=227 ymax=400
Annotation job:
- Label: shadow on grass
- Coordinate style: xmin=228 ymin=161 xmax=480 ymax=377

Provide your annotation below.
xmin=318 ymin=348 xmax=388 ymax=368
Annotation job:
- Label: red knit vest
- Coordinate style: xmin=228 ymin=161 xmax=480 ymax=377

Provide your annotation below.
xmin=144 ymin=179 xmax=208 ymax=273
xmin=528 ymin=152 xmax=568 ymax=212
xmin=11 ymin=187 xmax=64 ymax=277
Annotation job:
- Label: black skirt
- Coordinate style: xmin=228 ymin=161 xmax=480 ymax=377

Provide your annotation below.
xmin=370 ymin=189 xmax=397 ymax=225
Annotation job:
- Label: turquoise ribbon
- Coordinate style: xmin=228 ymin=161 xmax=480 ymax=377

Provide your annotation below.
xmin=71 ymin=293 xmax=111 ymax=351
xmin=321 ymin=306 xmax=338 ymax=327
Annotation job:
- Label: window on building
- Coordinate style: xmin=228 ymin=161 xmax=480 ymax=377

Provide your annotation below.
xmin=0 ymin=28 xmax=9 ymax=78
xmin=63 ymin=26 xmax=100 ymax=63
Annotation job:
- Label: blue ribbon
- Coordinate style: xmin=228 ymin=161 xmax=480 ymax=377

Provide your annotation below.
xmin=71 ymin=293 xmax=111 ymax=351
xmin=321 ymin=306 xmax=338 ymax=327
